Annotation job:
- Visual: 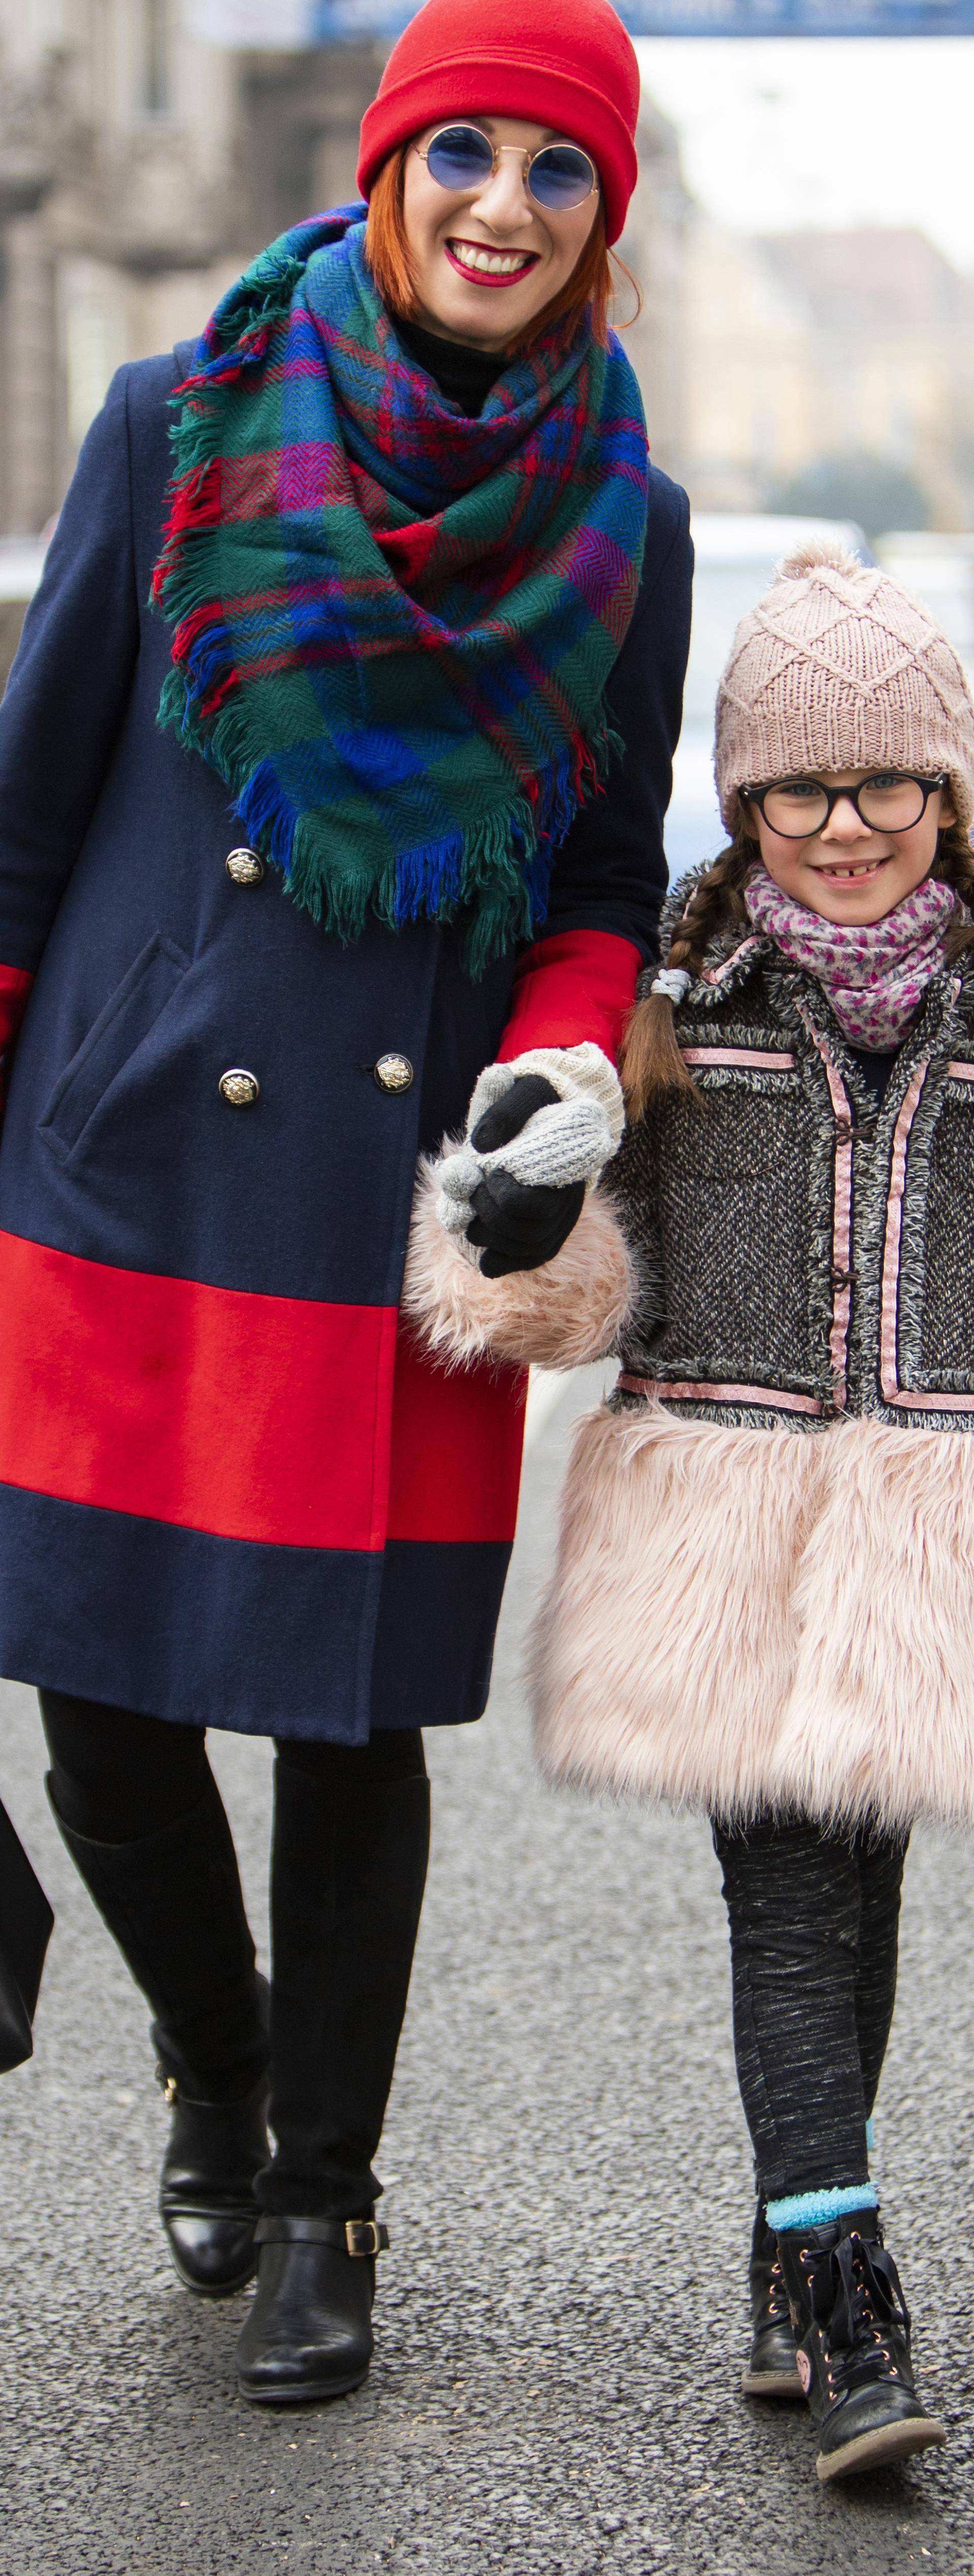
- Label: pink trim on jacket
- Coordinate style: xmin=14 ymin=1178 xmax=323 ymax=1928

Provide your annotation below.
xmin=699 ymin=936 xmax=763 ymax=988
xmin=876 ymin=1061 xmax=974 ymax=1412
xmin=617 ymin=1373 xmax=823 ymax=1416
xmin=947 ymin=1059 xmax=974 ymax=1082
xmin=793 ymin=1006 xmax=852 ymax=1412
xmin=680 ymin=1045 xmax=795 ymax=1071
xmin=879 ymin=1062 xmax=926 ymax=1405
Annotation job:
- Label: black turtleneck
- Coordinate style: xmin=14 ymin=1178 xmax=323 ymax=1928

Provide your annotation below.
xmin=395 ymin=317 xmax=504 ymax=418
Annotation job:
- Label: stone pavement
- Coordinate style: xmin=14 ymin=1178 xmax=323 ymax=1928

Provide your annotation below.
xmin=3 ymin=1372 xmax=974 ymax=2575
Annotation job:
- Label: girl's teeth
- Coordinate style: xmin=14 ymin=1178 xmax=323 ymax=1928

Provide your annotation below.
xmin=450 ymin=242 xmax=530 ymax=276
xmin=821 ymin=860 xmax=882 ymax=878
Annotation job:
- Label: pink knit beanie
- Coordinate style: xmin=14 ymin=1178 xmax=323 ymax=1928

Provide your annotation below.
xmin=714 ymin=540 xmax=974 ymax=839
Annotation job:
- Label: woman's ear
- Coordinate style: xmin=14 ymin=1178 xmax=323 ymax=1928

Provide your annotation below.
xmin=939 ymin=787 xmax=957 ymax=828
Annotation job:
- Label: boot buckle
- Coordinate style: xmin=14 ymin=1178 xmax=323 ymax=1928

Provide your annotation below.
xmin=345 ymin=2219 xmax=389 ymax=2258
xmin=163 ymin=2076 xmax=178 ymax=2107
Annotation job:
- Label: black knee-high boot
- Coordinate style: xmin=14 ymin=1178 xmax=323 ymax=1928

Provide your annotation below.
xmin=47 ymin=1771 xmax=270 ymax=2293
xmin=237 ymin=1733 xmax=430 ymax=2404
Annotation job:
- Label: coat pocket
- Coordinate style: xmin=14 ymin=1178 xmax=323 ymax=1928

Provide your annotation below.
xmin=39 ymin=933 xmax=190 ymax=1165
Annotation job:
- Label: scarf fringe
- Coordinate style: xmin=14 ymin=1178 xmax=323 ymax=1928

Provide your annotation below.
xmin=160 ymin=640 xmax=606 ymax=969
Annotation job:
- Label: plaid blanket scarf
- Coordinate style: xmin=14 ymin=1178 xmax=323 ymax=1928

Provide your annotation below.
xmin=153 ymin=210 xmax=648 ymax=972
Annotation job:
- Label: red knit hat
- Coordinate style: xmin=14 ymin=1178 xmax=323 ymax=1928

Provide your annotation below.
xmin=357 ymin=0 xmax=640 ymax=247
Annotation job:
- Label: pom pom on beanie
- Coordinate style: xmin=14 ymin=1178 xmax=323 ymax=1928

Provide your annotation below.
xmin=357 ymin=0 xmax=640 ymax=246
xmin=714 ymin=537 xmax=974 ymax=838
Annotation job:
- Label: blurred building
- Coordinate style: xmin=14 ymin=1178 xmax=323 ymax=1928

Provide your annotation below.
xmin=0 ymin=4 xmax=391 ymax=534
xmin=0 ymin=7 xmax=692 ymax=537
xmin=681 ymin=218 xmax=974 ymax=532
xmin=616 ymin=95 xmax=691 ymax=480
xmin=1 ymin=7 xmax=972 ymax=550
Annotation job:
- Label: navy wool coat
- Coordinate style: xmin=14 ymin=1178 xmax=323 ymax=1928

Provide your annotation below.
xmin=0 ymin=349 xmax=691 ymax=1743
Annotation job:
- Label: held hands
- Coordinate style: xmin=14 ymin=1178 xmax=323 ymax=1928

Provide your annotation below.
xmin=435 ymin=1044 xmax=624 ymax=1279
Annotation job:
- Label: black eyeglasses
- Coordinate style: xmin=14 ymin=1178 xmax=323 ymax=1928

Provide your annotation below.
xmin=741 ymin=772 xmax=949 ymax=840
xmin=415 ymin=124 xmax=598 ymax=214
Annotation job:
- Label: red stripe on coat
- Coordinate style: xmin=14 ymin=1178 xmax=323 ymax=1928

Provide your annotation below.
xmin=387 ymin=1328 xmax=527 ymax=1544
xmin=0 ymin=1231 xmax=397 ymax=1550
xmin=0 ymin=962 xmax=33 ymax=1053
xmin=496 ymin=929 xmax=639 ymax=1065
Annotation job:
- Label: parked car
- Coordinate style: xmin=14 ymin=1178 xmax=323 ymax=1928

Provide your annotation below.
xmin=667 ymin=514 xmax=868 ymax=880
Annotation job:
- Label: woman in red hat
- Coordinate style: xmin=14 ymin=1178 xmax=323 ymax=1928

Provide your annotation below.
xmin=0 ymin=0 xmax=690 ymax=2400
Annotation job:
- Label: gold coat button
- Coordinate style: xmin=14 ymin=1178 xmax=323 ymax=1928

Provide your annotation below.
xmin=225 ymin=848 xmax=265 ymax=885
xmin=219 ymin=1068 xmax=260 ymax=1108
xmin=374 ymin=1053 xmax=413 ymax=1094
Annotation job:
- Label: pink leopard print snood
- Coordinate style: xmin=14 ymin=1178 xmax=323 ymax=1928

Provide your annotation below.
xmin=744 ymin=870 xmax=959 ymax=1049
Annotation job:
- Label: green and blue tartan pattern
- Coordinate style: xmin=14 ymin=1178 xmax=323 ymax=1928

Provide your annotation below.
xmin=153 ymin=210 xmax=648 ymax=970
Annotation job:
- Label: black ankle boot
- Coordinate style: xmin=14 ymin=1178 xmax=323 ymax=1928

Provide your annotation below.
xmin=236 ymin=2215 xmax=389 ymax=2404
xmin=156 ymin=2051 xmax=270 ymax=2296
xmin=741 ymin=2201 xmax=802 ymax=2398
xmin=777 ymin=2209 xmax=946 ymax=2482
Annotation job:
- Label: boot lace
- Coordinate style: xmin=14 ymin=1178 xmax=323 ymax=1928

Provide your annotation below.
xmin=813 ymin=2233 xmax=910 ymax=2400
xmin=767 ymin=2252 xmax=790 ymax=2324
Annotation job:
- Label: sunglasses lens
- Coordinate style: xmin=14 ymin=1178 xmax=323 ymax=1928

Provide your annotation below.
xmin=426 ymin=125 xmax=496 ymax=191
xmin=528 ymin=144 xmax=596 ymax=209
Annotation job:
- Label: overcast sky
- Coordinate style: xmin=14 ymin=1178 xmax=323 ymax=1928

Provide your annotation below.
xmin=636 ymin=40 xmax=974 ymax=273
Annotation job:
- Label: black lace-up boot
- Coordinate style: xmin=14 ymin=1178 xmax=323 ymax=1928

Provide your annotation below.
xmin=741 ymin=2200 xmax=802 ymax=2398
xmin=777 ymin=2208 xmax=946 ymax=2481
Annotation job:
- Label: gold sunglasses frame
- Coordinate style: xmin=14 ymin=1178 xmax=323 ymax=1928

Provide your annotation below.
xmin=414 ymin=125 xmax=598 ymax=212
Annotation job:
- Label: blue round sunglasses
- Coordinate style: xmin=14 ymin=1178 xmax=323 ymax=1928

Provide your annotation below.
xmin=415 ymin=124 xmax=598 ymax=214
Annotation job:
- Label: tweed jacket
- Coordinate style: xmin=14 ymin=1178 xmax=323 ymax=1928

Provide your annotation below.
xmin=609 ymin=926 xmax=974 ymax=1433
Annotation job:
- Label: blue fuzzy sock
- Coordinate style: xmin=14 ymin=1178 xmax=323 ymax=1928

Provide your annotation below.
xmin=767 ymin=2182 xmax=879 ymax=2232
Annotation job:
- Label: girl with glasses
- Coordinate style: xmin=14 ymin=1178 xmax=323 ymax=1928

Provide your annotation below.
xmin=415 ymin=539 xmax=974 ymax=2482
xmin=0 ymin=0 xmax=692 ymax=2411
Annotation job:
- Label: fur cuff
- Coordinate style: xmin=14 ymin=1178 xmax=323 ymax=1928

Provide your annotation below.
xmin=401 ymin=1149 xmax=636 ymax=1371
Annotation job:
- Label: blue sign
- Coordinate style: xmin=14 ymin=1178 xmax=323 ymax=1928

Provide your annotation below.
xmin=312 ymin=0 xmax=974 ymax=27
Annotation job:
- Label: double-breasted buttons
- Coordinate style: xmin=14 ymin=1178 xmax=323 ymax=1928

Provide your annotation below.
xmin=219 ymin=1068 xmax=260 ymax=1108
xmin=225 ymin=847 xmax=265 ymax=886
xmin=373 ymin=1053 xmax=413 ymax=1094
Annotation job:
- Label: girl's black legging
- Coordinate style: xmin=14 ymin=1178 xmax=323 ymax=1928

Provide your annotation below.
xmin=39 ymin=1688 xmax=430 ymax=2219
xmin=713 ymin=1814 xmax=908 ymax=2202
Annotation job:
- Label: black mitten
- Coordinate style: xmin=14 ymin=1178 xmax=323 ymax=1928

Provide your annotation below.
xmin=467 ymin=1075 xmax=585 ymax=1278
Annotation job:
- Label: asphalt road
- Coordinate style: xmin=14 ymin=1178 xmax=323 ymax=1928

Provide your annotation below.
xmin=4 ymin=1371 xmax=974 ymax=2576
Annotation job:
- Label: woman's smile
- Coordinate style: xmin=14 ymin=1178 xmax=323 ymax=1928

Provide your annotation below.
xmin=444 ymin=236 xmax=540 ymax=286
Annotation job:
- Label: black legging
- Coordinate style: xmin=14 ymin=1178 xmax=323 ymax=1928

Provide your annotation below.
xmin=713 ymin=1814 xmax=908 ymax=2203
xmin=40 ymin=1688 xmax=430 ymax=2218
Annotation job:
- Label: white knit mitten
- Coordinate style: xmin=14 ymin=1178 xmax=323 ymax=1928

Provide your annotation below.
xmin=435 ymin=1042 xmax=624 ymax=1242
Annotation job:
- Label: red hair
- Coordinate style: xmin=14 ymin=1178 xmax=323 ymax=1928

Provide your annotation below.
xmin=364 ymin=145 xmax=638 ymax=353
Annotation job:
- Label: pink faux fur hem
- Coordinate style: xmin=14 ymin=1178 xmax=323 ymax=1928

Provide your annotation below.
xmin=530 ymin=1401 xmax=974 ymax=1832
xmin=401 ymin=1152 xmax=636 ymax=1372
